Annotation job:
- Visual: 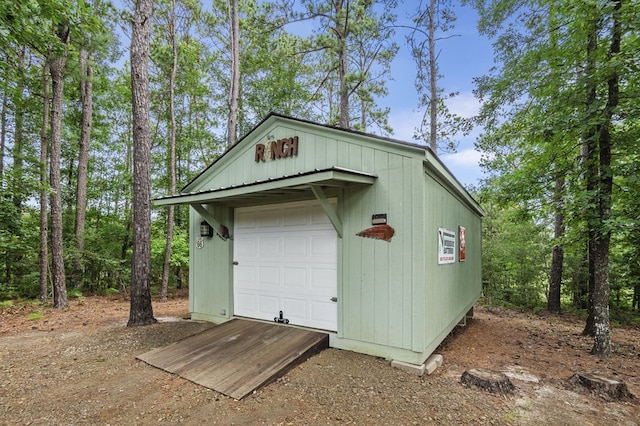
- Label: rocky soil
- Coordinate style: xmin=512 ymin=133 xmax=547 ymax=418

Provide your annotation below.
xmin=1 ymin=295 xmax=639 ymax=425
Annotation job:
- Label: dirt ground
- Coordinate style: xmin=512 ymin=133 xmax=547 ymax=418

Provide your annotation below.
xmin=1 ymin=295 xmax=638 ymax=425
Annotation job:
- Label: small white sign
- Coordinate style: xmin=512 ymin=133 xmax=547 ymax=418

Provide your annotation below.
xmin=438 ymin=227 xmax=456 ymax=264
xmin=196 ymin=237 xmax=205 ymax=249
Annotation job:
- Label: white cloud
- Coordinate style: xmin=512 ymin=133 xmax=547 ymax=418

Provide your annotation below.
xmin=441 ymin=148 xmax=482 ymax=167
xmin=440 ymin=148 xmax=486 ymax=187
xmin=445 ymin=92 xmax=481 ymax=118
xmin=387 ymin=108 xmax=422 ymax=142
xmin=386 ymin=91 xmax=482 ymax=143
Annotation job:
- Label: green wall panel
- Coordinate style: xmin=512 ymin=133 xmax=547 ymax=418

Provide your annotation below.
xmin=180 ymin=115 xmax=483 ymax=365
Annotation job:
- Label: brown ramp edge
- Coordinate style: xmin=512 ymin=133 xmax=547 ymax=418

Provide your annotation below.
xmin=137 ymin=319 xmax=329 ymax=400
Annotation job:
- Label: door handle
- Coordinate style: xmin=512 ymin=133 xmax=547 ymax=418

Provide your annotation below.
xmin=232 ymin=261 xmax=239 ymax=265
xmin=330 ymin=297 xmax=338 ymax=302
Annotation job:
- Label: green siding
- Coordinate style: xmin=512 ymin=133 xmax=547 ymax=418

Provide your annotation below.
xmin=189 ymin=204 xmax=233 ymax=323
xmin=421 ymin=172 xmax=482 ymax=357
xmin=185 ymin=117 xmax=423 ymax=195
xmin=180 ymin=115 xmax=482 ymax=365
xmin=338 ymin=150 xmax=425 ymax=355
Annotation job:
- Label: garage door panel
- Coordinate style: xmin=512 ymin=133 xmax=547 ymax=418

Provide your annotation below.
xmin=283 ymin=267 xmax=306 ymax=289
xmin=310 ymin=268 xmax=337 ymax=291
xmin=236 ymin=210 xmax=257 ymax=229
xmin=257 ymin=208 xmax=281 ymax=227
xmin=234 ymin=199 xmax=337 ymax=331
xmin=235 ymin=266 xmax=256 ymax=287
xmin=258 ymin=266 xmax=280 ymax=286
xmin=283 ymin=237 xmax=307 ymax=257
xmin=235 ymin=292 xmax=257 ymax=312
xmin=235 ymin=237 xmax=257 ymax=257
xmin=311 ymin=204 xmax=334 ymax=224
xmin=259 ymin=236 xmax=281 ymax=257
xmin=284 ymin=206 xmax=307 ymax=226
xmin=282 ymin=297 xmax=306 ymax=320
xmin=310 ymin=300 xmax=337 ymax=329
xmin=311 ymin=236 xmax=337 ymax=258
xmin=257 ymin=294 xmax=280 ymax=317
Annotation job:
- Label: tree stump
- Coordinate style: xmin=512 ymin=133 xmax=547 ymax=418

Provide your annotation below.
xmin=569 ymin=372 xmax=636 ymax=401
xmin=461 ymin=368 xmax=515 ymax=393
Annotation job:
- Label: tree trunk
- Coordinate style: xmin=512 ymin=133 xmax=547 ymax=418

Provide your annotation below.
xmin=161 ymin=0 xmax=178 ymax=303
xmin=73 ymin=48 xmax=94 ymax=289
xmin=227 ymin=0 xmax=240 ymax=148
xmin=590 ymin=0 xmax=621 ymax=358
xmin=335 ymin=0 xmax=350 ymax=129
xmin=591 ymin=236 xmax=611 ymax=357
xmin=49 ymin=25 xmax=70 ymax=309
xmin=569 ymin=372 xmax=634 ymax=401
xmin=120 ymin=124 xmax=133 ymax=295
xmin=12 ymin=48 xmax=26 ymax=211
xmin=128 ymin=0 xmax=156 ymax=326
xmin=461 ymin=368 xmax=515 ymax=393
xmin=546 ymin=7 xmax=563 ymax=315
xmin=581 ymin=11 xmax=599 ymax=338
xmin=39 ymin=59 xmax=51 ymax=303
xmin=547 ymin=169 xmax=564 ymax=314
xmin=428 ymin=0 xmax=437 ymax=153
xmin=584 ymin=0 xmax=621 ymax=357
xmin=0 ymin=80 xmax=7 ymax=184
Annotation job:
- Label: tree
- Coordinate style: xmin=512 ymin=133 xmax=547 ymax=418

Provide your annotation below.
xmin=160 ymin=0 xmax=178 ymax=302
xmin=49 ymin=20 xmax=70 ymax=309
xmin=408 ymin=0 xmax=467 ymax=153
xmin=39 ymin=58 xmax=51 ymax=303
xmin=469 ymin=0 xmax=638 ymax=357
xmin=582 ymin=0 xmax=622 ymax=357
xmin=299 ymin=0 xmax=397 ymax=130
xmin=72 ymin=45 xmax=94 ymax=289
xmin=227 ymin=0 xmax=240 ymax=147
xmin=128 ymin=0 xmax=156 ymax=326
xmin=546 ymin=163 xmax=564 ymax=314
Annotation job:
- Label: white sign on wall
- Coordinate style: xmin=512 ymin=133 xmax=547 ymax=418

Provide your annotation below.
xmin=438 ymin=227 xmax=456 ymax=264
xmin=195 ymin=237 xmax=205 ymax=249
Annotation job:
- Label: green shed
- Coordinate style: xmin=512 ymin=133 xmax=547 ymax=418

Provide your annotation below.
xmin=155 ymin=113 xmax=483 ymax=366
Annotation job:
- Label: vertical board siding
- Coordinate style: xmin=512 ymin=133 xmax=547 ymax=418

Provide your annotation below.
xmin=184 ymin=115 xmax=482 ymax=363
xmin=372 ymin=149 xmax=390 ymax=346
xmin=342 ymin=186 xmax=364 ymax=339
xmin=190 ymin=205 xmax=233 ymax=322
xmin=189 ymin=125 xmax=387 ymax=195
xmin=340 ymin=150 xmax=423 ymax=351
xmin=422 ymin=174 xmax=482 ymax=350
xmin=386 ymin=155 xmax=407 ymax=349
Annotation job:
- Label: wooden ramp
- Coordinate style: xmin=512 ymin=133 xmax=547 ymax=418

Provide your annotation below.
xmin=136 ymin=319 xmax=329 ymax=400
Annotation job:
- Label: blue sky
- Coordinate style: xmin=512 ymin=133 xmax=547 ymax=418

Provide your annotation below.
xmin=115 ymin=0 xmax=493 ymax=187
xmin=382 ymin=2 xmax=494 ymax=188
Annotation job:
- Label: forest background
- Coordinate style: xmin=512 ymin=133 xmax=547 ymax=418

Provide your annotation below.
xmin=0 ymin=0 xmax=638 ymax=357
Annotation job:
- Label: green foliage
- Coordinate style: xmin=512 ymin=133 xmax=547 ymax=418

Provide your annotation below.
xmin=105 ymin=288 xmax=119 ymax=296
xmin=479 ymin=188 xmax=550 ymax=310
xmin=470 ymin=0 xmax=640 ymax=324
xmin=298 ymin=0 xmax=398 ymax=131
xmin=67 ymin=288 xmax=83 ymax=299
xmin=28 ymin=311 xmax=43 ymax=321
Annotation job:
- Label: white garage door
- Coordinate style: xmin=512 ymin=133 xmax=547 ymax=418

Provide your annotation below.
xmin=233 ymin=199 xmax=338 ymax=331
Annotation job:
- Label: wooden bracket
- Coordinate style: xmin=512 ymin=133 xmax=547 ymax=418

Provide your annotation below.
xmin=191 ymin=203 xmax=227 ymax=241
xmin=310 ymin=185 xmax=343 ymax=238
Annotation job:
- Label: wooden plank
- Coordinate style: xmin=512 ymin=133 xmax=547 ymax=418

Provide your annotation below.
xmin=137 ymin=319 xmax=328 ymax=400
xmin=138 ymin=319 xmax=250 ymax=368
xmin=216 ymin=327 xmax=328 ymax=399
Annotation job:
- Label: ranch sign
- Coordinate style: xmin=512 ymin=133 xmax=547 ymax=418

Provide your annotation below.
xmin=255 ymin=136 xmax=299 ymax=162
